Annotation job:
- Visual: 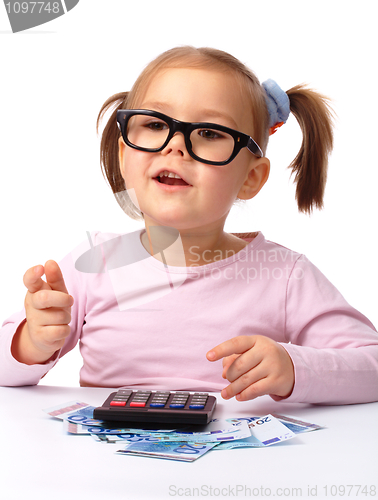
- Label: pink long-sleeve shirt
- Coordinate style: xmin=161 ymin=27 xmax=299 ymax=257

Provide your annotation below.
xmin=1 ymin=230 xmax=377 ymax=404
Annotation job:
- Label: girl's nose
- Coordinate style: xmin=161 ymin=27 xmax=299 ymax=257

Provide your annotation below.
xmin=160 ymin=132 xmax=190 ymax=159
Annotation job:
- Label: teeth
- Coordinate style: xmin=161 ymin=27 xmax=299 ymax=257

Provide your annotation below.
xmin=158 ymin=171 xmax=182 ymax=179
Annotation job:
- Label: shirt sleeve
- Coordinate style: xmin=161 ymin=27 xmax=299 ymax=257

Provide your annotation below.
xmin=280 ymin=255 xmax=378 ymax=404
xmin=0 ymin=243 xmax=87 ymax=387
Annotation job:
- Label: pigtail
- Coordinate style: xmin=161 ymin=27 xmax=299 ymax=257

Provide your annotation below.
xmin=286 ymin=85 xmax=334 ymax=213
xmin=97 ymin=92 xmax=128 ymax=194
xmin=97 ymin=92 xmax=143 ymax=220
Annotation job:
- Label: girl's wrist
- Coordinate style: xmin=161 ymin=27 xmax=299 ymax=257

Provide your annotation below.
xmin=11 ymin=321 xmax=57 ymax=365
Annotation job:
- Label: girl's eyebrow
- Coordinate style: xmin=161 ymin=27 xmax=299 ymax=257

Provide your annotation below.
xmin=139 ymin=101 xmax=239 ymax=129
xmin=199 ymin=110 xmax=239 ymax=129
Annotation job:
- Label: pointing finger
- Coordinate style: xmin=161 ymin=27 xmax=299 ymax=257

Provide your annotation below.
xmin=44 ymin=260 xmax=69 ymax=294
xmin=207 ymin=336 xmax=256 ymax=362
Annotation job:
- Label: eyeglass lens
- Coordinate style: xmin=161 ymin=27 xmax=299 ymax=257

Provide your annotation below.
xmin=126 ymin=114 xmax=235 ymax=163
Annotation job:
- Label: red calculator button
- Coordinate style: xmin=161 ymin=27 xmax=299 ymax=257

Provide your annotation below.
xmin=130 ymin=402 xmax=146 ymax=407
xmin=110 ymin=401 xmax=126 ymax=407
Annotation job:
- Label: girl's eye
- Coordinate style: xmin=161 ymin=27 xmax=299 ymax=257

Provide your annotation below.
xmin=145 ymin=120 xmax=168 ymax=131
xmin=198 ymin=129 xmax=224 ymax=140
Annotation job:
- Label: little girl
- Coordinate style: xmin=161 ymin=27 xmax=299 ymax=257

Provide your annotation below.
xmin=1 ymin=46 xmax=377 ymax=405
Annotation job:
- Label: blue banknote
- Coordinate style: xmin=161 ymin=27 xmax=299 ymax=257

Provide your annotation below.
xmin=116 ymin=441 xmax=218 ymax=462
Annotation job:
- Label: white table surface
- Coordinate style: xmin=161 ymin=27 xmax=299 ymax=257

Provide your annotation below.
xmin=1 ymin=385 xmax=377 ymax=500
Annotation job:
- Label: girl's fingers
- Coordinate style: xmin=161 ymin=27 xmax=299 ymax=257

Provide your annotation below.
xmin=221 ymin=354 xmax=239 ymax=379
xmin=44 ymin=260 xmax=70 ymax=294
xmin=234 ymin=379 xmax=271 ymax=402
xmin=30 ymin=290 xmax=74 ymax=310
xmin=23 ymin=265 xmax=49 ymax=294
xmin=207 ymin=336 xmax=256 ymax=362
xmin=23 ymin=261 xmax=71 ymax=297
xmin=221 ymin=364 xmax=267 ymax=400
xmin=209 ymin=336 xmax=295 ymax=401
xmin=30 ymin=307 xmax=72 ymax=326
xmin=224 ymin=349 xmax=261 ymax=383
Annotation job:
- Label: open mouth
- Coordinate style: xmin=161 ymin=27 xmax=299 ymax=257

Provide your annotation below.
xmin=154 ymin=171 xmax=190 ymax=186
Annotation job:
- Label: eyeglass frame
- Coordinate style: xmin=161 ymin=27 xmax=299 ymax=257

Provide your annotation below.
xmin=116 ymin=109 xmax=263 ymax=166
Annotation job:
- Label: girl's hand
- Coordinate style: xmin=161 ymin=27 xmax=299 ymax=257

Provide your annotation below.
xmin=11 ymin=260 xmax=74 ymax=365
xmin=206 ymin=335 xmax=295 ymax=401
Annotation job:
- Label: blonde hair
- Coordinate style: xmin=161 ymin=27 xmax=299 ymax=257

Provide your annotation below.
xmin=97 ymin=46 xmax=334 ymax=217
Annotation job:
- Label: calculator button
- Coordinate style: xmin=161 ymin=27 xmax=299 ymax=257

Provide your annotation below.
xmin=110 ymin=401 xmax=126 ymax=407
xmin=170 ymin=403 xmax=186 ymax=408
xmin=129 ymin=401 xmax=146 ymax=407
xmin=149 ymin=403 xmax=166 ymax=408
xmin=189 ymin=404 xmax=205 ymax=409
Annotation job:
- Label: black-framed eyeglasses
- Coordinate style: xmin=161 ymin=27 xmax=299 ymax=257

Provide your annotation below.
xmin=116 ymin=109 xmax=263 ymax=166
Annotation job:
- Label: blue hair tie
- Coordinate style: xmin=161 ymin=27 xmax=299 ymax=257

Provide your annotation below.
xmin=262 ymin=79 xmax=290 ymax=133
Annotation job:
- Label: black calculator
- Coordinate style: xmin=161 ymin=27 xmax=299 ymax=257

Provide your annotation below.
xmin=93 ymin=389 xmax=217 ymax=425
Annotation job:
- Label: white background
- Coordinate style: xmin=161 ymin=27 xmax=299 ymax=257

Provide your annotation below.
xmin=1 ymin=0 xmax=377 ymax=387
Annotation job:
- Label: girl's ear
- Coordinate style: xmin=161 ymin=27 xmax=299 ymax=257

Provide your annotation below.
xmin=237 ymin=157 xmax=270 ymax=200
xmin=118 ymin=137 xmax=126 ymax=178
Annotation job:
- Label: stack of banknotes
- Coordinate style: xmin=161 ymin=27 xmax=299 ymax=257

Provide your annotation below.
xmin=44 ymin=401 xmax=323 ymax=462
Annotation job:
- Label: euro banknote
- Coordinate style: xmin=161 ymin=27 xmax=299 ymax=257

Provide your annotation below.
xmin=43 ymin=401 xmax=92 ymax=420
xmin=116 ymin=441 xmax=219 ymax=462
xmin=88 ymin=419 xmax=251 ymax=444
xmin=62 ymin=419 xmax=176 ymax=435
xmin=271 ymin=414 xmax=324 ymax=433
xmin=44 ymin=401 xmax=323 ymax=461
xmin=142 ymin=419 xmax=251 ymax=443
xmin=215 ymin=415 xmax=296 ymax=450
